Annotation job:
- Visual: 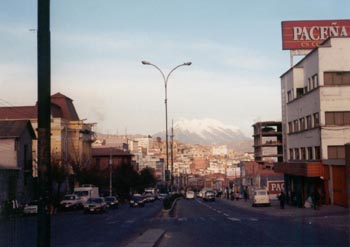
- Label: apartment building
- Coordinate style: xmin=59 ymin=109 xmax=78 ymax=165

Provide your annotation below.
xmin=275 ymin=37 xmax=350 ymax=207
xmin=253 ymin=121 xmax=283 ymax=165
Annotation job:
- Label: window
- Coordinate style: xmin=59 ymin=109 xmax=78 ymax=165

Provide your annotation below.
xmin=299 ymin=118 xmax=305 ymax=131
xmin=328 ymin=146 xmax=345 ymax=159
xmin=296 ymin=88 xmax=304 ymax=97
xmin=289 ymin=149 xmax=294 ymax=160
xmin=306 ymin=115 xmax=312 ymax=129
xmin=315 ymin=146 xmax=321 ymax=160
xmin=312 ymin=74 xmax=318 ymax=88
xmin=287 ymin=90 xmax=292 ymax=102
xmin=295 ymin=148 xmax=300 ymax=160
xmin=307 ymin=147 xmax=313 ymax=160
xmin=313 ymin=113 xmax=319 ymax=127
xmin=301 ymin=147 xmax=306 ymax=160
xmin=293 ymin=120 xmax=299 ymax=132
xmin=288 ymin=122 xmax=293 ymax=133
xmin=324 ymin=72 xmax=350 ymax=86
xmin=325 ymin=111 xmax=350 ymax=126
xmin=308 ymin=78 xmax=312 ymax=90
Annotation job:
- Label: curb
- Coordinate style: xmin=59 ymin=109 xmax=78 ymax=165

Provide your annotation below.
xmin=125 ymin=228 xmax=165 ymax=247
xmin=161 ymin=197 xmax=180 ymax=217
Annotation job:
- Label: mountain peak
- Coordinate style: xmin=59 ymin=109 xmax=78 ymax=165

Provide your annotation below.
xmin=154 ymin=118 xmax=250 ymax=149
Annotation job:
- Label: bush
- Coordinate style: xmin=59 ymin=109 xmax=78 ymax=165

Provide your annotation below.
xmin=163 ymin=193 xmax=181 ymax=210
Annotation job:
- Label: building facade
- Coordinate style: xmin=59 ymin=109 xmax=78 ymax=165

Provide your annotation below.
xmin=0 ymin=93 xmax=95 ymax=178
xmin=276 ymin=37 xmax=350 ymax=207
xmin=253 ymin=121 xmax=283 ymax=166
xmin=0 ymin=120 xmax=36 ymax=207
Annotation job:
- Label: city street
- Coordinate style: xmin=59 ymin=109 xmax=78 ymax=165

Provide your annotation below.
xmin=1 ymin=197 xmax=350 ymax=247
xmin=154 ymin=198 xmax=350 ymax=247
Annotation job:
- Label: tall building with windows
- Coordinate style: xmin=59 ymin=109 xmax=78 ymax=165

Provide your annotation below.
xmin=275 ymin=37 xmax=350 ymax=207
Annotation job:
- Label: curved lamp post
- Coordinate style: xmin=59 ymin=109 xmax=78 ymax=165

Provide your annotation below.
xmin=142 ymin=60 xmax=191 ymax=186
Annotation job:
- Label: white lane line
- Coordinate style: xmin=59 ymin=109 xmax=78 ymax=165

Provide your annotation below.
xmin=178 ymin=217 xmax=188 ymax=222
xmin=227 ymin=217 xmax=241 ymax=222
xmin=217 ymin=210 xmax=222 ymax=214
xmin=223 ymin=213 xmax=229 ymax=217
xmin=250 ymin=218 xmax=258 ymax=221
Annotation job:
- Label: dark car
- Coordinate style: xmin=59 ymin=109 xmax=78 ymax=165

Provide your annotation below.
xmin=203 ymin=190 xmax=216 ymax=202
xmin=104 ymin=196 xmax=119 ymax=209
xmin=129 ymin=195 xmax=146 ymax=207
xmin=84 ymin=197 xmax=107 ymax=214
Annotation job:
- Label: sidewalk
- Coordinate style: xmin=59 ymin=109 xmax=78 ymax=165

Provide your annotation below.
xmin=219 ymin=197 xmax=350 ymax=218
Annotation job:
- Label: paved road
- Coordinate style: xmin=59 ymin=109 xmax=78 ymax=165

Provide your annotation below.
xmin=1 ymin=198 xmax=349 ymax=247
xmin=154 ymin=198 xmax=350 ymax=247
xmin=0 ymin=200 xmax=163 ymax=247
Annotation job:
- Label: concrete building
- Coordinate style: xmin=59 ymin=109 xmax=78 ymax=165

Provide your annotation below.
xmin=0 ymin=120 xmax=36 ymax=207
xmin=252 ymin=121 xmax=283 ymax=165
xmin=275 ymin=37 xmax=350 ymax=207
xmin=0 ymin=93 xmax=95 ymax=178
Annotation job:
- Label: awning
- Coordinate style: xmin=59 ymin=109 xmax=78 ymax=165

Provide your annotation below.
xmin=274 ymin=162 xmax=323 ymax=177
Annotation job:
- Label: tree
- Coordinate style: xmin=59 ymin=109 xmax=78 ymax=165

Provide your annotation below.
xmin=137 ymin=167 xmax=156 ymax=193
xmin=51 ymin=157 xmax=68 ymax=206
xmin=113 ymin=162 xmax=139 ymax=199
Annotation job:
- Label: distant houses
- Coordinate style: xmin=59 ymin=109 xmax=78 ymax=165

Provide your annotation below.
xmin=0 ymin=120 xmax=36 ymax=206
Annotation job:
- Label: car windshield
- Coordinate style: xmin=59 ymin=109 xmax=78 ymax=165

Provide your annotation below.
xmin=63 ymin=195 xmax=76 ymax=200
xmin=74 ymin=191 xmax=88 ymax=197
xmin=105 ymin=197 xmax=116 ymax=202
xmin=87 ymin=198 xmax=103 ymax=204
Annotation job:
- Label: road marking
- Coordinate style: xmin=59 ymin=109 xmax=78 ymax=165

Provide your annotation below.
xmin=217 ymin=210 xmax=222 ymax=214
xmin=223 ymin=213 xmax=229 ymax=217
xmin=178 ymin=217 xmax=187 ymax=222
xmin=249 ymin=218 xmax=258 ymax=221
xmin=199 ymin=217 xmax=205 ymax=221
xmin=125 ymin=220 xmax=135 ymax=224
xmin=227 ymin=217 xmax=241 ymax=222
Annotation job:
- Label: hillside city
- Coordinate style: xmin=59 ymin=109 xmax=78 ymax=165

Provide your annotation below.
xmin=1 ymin=6 xmax=350 ymax=246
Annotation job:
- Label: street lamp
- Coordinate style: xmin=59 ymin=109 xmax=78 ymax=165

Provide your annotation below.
xmin=142 ymin=60 xmax=191 ymax=187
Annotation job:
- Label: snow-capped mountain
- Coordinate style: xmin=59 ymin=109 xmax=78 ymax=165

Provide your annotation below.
xmin=153 ymin=118 xmax=251 ymax=149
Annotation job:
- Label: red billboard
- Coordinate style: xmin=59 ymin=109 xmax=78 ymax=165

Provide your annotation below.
xmin=282 ymin=20 xmax=350 ymax=50
xmin=267 ymin=181 xmax=284 ymax=195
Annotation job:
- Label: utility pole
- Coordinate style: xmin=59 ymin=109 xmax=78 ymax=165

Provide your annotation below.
xmin=109 ymin=149 xmax=113 ymax=197
xmin=37 ymin=0 xmax=51 ymax=247
xmin=170 ymin=120 xmax=174 ymax=188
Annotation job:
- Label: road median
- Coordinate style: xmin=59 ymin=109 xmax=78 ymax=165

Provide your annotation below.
xmin=125 ymin=228 xmax=165 ymax=247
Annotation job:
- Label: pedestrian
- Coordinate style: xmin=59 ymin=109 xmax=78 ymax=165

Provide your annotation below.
xmin=243 ymin=188 xmax=248 ymax=202
xmin=278 ymin=191 xmax=286 ymax=209
xmin=235 ymin=191 xmax=240 ymax=201
xmin=313 ymin=189 xmax=320 ymax=210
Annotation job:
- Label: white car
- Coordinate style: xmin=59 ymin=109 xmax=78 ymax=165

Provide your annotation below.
xmin=23 ymin=201 xmax=38 ymax=215
xmin=252 ymin=189 xmax=270 ymax=207
xmin=185 ymin=191 xmax=195 ymax=199
xmin=60 ymin=194 xmax=83 ymax=210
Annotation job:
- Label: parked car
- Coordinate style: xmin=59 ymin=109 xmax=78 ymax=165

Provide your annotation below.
xmin=186 ymin=190 xmax=195 ymax=200
xmin=252 ymin=189 xmax=271 ymax=207
xmin=158 ymin=193 xmax=169 ymax=200
xmin=23 ymin=201 xmax=38 ymax=215
xmin=84 ymin=197 xmax=107 ymax=214
xmin=143 ymin=192 xmax=156 ymax=202
xmin=104 ymin=196 xmax=119 ymax=209
xmin=129 ymin=195 xmax=146 ymax=207
xmin=203 ymin=190 xmax=215 ymax=202
xmin=59 ymin=194 xmax=83 ymax=211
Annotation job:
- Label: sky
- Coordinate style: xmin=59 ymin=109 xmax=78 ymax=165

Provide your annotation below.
xmin=0 ymin=0 xmax=349 ymax=136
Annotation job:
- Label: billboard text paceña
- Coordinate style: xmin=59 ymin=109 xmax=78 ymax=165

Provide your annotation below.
xmin=282 ymin=20 xmax=350 ymax=50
